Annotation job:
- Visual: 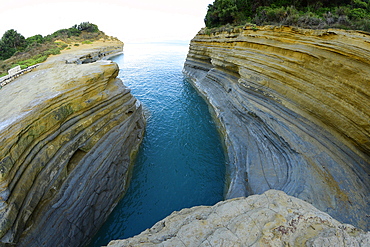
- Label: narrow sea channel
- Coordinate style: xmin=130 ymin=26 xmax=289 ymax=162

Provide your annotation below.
xmin=90 ymin=42 xmax=226 ymax=246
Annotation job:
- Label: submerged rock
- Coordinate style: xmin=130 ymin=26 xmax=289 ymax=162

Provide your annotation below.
xmin=108 ymin=190 xmax=370 ymax=246
xmin=183 ymin=26 xmax=370 ymax=230
xmin=0 ymin=42 xmax=145 ymax=246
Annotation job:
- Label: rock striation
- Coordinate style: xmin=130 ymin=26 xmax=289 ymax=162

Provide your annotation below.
xmin=183 ymin=26 xmax=370 ymax=231
xmin=107 ymin=190 xmax=370 ymax=247
xmin=0 ymin=42 xmax=145 ymax=246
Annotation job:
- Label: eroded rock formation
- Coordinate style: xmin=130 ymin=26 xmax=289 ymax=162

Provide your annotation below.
xmin=108 ymin=190 xmax=370 ymax=246
xmin=183 ymin=26 xmax=370 ymax=231
xmin=0 ymin=42 xmax=145 ymax=246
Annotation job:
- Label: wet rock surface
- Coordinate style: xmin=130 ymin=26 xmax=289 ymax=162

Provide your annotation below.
xmin=0 ymin=42 xmax=145 ymax=246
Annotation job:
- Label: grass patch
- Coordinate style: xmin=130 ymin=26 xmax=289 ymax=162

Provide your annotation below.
xmin=14 ymin=54 xmax=48 ymax=68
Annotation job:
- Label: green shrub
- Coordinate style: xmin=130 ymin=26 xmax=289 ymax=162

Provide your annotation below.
xmin=16 ymin=58 xmax=36 ymax=67
xmin=254 ymin=6 xmax=300 ymax=25
xmin=35 ymin=55 xmax=48 ymax=63
xmin=353 ymin=0 xmax=368 ymax=9
xmin=26 ymin=34 xmax=44 ymax=45
xmin=266 ymin=7 xmax=289 ymax=22
xmin=43 ymin=47 xmax=61 ymax=56
xmin=15 ymin=54 xmax=48 ymax=68
xmin=51 ymin=27 xmax=81 ymax=38
xmin=335 ymin=6 xmax=351 ymax=16
xmin=349 ymin=8 xmax=367 ymax=19
xmin=60 ymin=43 xmax=68 ymax=49
xmin=75 ymin=22 xmax=99 ymax=33
xmin=353 ymin=18 xmax=370 ymax=31
xmin=298 ymin=12 xmax=323 ymax=27
xmin=74 ymin=43 xmax=80 ymax=46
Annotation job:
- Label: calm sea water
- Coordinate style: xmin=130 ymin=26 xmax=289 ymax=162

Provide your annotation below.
xmin=89 ymin=42 xmax=226 ymax=246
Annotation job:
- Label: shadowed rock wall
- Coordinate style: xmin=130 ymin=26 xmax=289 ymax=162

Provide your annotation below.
xmin=0 ymin=43 xmax=145 ymax=246
xmin=183 ymin=26 xmax=370 ymax=230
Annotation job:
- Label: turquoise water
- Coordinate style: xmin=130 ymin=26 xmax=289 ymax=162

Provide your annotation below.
xmin=89 ymin=43 xmax=226 ymax=246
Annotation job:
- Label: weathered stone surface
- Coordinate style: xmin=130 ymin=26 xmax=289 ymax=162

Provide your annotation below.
xmin=0 ymin=42 xmax=145 ymax=246
xmin=183 ymin=26 xmax=370 ymax=230
xmin=107 ymin=190 xmax=370 ymax=247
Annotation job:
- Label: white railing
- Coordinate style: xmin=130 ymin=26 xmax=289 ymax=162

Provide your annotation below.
xmin=0 ymin=64 xmax=40 ymax=88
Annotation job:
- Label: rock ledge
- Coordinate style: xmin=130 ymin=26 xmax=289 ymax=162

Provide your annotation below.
xmin=108 ymin=190 xmax=370 ymax=247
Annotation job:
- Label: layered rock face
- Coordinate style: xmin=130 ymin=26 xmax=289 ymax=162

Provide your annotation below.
xmin=108 ymin=190 xmax=370 ymax=246
xmin=0 ymin=42 xmax=145 ymax=246
xmin=183 ymin=26 xmax=370 ymax=230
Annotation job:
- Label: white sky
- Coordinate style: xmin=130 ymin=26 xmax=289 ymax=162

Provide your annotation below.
xmin=0 ymin=0 xmax=213 ymax=43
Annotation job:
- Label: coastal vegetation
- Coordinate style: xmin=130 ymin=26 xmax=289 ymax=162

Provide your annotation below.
xmin=205 ymin=0 xmax=370 ymax=31
xmin=0 ymin=22 xmax=110 ymax=77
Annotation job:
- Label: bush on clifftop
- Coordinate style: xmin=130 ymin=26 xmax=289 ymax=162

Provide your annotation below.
xmin=205 ymin=0 xmax=370 ymax=31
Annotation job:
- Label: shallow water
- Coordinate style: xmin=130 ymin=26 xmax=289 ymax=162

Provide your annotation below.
xmin=89 ymin=42 xmax=226 ymax=246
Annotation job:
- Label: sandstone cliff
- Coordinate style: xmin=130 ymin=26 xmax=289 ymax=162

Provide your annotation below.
xmin=108 ymin=190 xmax=370 ymax=246
xmin=183 ymin=26 xmax=370 ymax=231
xmin=0 ymin=42 xmax=145 ymax=246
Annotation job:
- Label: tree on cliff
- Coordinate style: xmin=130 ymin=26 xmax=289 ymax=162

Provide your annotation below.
xmin=0 ymin=29 xmax=26 ymax=60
